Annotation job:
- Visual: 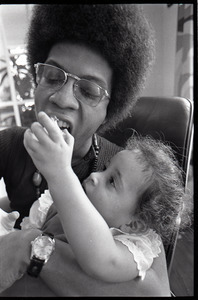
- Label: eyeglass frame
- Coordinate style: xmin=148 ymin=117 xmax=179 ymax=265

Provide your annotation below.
xmin=34 ymin=63 xmax=110 ymax=107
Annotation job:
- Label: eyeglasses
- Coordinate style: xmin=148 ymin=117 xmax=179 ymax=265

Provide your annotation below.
xmin=34 ymin=63 xmax=110 ymax=107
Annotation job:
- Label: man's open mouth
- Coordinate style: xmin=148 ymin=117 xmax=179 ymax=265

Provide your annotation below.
xmin=50 ymin=116 xmax=71 ymax=132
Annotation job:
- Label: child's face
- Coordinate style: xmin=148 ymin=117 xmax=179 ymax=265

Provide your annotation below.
xmin=82 ymin=150 xmax=150 ymax=228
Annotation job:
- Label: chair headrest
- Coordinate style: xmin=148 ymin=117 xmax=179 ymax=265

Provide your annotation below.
xmin=102 ymin=96 xmax=193 ymax=175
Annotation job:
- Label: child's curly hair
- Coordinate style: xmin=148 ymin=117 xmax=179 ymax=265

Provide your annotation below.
xmin=26 ymin=4 xmax=155 ymax=133
xmin=125 ymin=135 xmax=192 ymax=246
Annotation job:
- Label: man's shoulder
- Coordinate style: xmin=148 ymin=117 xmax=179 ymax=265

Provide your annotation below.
xmin=0 ymin=126 xmax=27 ymax=153
xmin=98 ymin=134 xmax=123 ymax=153
xmin=96 ymin=135 xmax=123 ymax=171
xmin=0 ymin=126 xmax=26 ymax=140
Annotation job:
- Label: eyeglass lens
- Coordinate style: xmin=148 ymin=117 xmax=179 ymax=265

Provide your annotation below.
xmin=36 ymin=64 xmax=105 ymax=106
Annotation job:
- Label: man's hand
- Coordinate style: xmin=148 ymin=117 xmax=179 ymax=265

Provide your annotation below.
xmin=0 ymin=209 xmax=20 ymax=236
xmin=0 ymin=228 xmax=41 ymax=293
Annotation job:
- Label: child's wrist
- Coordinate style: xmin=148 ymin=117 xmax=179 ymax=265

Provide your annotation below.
xmin=47 ymin=165 xmax=73 ymax=187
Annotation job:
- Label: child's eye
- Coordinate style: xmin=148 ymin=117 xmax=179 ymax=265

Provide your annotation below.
xmin=109 ymin=177 xmax=115 ymax=188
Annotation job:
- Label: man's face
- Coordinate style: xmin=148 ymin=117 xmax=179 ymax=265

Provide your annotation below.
xmin=34 ymin=41 xmax=112 ymax=161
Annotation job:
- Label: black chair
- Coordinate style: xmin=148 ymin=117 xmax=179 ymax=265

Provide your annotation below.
xmin=101 ymin=96 xmax=194 ymax=275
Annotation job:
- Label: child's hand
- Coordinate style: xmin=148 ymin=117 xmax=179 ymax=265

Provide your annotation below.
xmin=23 ymin=111 xmax=74 ymax=182
xmin=0 ymin=209 xmax=20 ymax=236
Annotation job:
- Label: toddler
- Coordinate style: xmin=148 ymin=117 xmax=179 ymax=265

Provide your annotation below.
xmin=1 ymin=112 xmax=191 ymax=283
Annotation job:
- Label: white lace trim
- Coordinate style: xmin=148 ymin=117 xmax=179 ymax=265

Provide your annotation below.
xmin=20 ymin=189 xmax=53 ymax=230
xmin=110 ymin=227 xmax=161 ymax=280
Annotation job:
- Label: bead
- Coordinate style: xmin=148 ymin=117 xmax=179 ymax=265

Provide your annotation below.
xmin=32 ymin=171 xmax=42 ymax=187
xmin=36 ymin=187 xmax=41 ymax=199
xmin=92 ymin=133 xmax=100 ymax=159
xmin=92 ymin=157 xmax=98 ymax=172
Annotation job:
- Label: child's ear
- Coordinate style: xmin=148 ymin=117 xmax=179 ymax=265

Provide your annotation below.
xmin=119 ymin=218 xmax=148 ymax=234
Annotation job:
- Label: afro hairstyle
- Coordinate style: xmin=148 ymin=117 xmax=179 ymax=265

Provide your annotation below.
xmin=27 ymin=4 xmax=155 ymax=133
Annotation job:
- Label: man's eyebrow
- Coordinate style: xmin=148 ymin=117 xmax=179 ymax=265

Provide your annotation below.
xmin=45 ymin=59 xmax=108 ymax=89
xmin=44 ymin=60 xmax=70 ymax=75
xmin=45 ymin=59 xmax=63 ymax=69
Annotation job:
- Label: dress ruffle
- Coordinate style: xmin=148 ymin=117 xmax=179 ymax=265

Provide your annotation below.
xmin=20 ymin=189 xmax=53 ymax=230
xmin=110 ymin=227 xmax=161 ymax=280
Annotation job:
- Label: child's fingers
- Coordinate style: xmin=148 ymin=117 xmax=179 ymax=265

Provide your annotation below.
xmin=25 ymin=120 xmax=55 ymax=150
xmin=30 ymin=121 xmax=53 ymax=145
xmin=23 ymin=128 xmax=40 ymax=153
xmin=25 ymin=112 xmax=74 ymax=152
xmin=63 ymin=129 xmax=74 ymax=147
xmin=37 ymin=111 xmax=63 ymax=142
xmin=38 ymin=111 xmax=74 ymax=147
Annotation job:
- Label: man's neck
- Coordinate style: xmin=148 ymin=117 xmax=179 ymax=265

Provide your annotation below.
xmin=72 ymin=137 xmax=93 ymax=166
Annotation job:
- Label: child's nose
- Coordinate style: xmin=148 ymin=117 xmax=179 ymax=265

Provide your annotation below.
xmin=88 ymin=172 xmax=99 ymax=186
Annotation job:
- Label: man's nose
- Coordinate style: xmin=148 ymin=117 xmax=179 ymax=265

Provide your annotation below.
xmin=49 ymin=80 xmax=79 ymax=109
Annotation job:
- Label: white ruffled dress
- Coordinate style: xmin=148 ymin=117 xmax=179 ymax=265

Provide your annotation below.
xmin=20 ymin=189 xmax=161 ymax=280
xmin=110 ymin=227 xmax=161 ymax=280
xmin=20 ymin=189 xmax=53 ymax=230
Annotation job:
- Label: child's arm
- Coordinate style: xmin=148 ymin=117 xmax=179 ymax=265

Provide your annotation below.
xmin=23 ymin=112 xmax=139 ymax=282
xmin=49 ymin=167 xmax=139 ymax=282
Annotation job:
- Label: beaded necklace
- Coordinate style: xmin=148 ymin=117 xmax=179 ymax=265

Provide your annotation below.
xmin=32 ymin=133 xmax=100 ymax=199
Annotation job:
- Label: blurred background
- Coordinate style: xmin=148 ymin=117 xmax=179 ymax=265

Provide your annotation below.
xmin=0 ymin=4 xmax=194 ymax=129
xmin=0 ymin=3 xmax=194 ymax=296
